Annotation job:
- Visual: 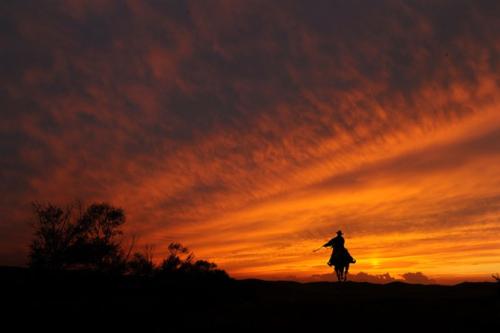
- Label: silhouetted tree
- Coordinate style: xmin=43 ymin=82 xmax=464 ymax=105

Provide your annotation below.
xmin=160 ymin=242 xmax=193 ymax=273
xmin=69 ymin=203 xmax=126 ymax=271
xmin=29 ymin=203 xmax=75 ymax=270
xmin=493 ymin=274 xmax=500 ymax=282
xmin=29 ymin=201 xmax=126 ymax=271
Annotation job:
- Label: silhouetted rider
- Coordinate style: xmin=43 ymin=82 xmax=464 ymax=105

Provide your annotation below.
xmin=323 ymin=230 xmax=354 ymax=266
xmin=323 ymin=230 xmax=345 ymax=252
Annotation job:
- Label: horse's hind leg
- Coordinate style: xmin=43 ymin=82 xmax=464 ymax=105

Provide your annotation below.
xmin=344 ymin=264 xmax=349 ymax=281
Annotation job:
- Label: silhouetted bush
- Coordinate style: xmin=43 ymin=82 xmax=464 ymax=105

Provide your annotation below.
xmin=157 ymin=242 xmax=229 ymax=280
xmin=127 ymin=246 xmax=155 ymax=277
xmin=29 ymin=202 xmax=126 ymax=272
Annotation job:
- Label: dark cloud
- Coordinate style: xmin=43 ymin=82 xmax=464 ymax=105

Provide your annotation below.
xmin=400 ymin=272 xmax=435 ymax=285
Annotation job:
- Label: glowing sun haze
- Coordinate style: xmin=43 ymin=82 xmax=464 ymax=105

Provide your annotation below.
xmin=1 ymin=0 xmax=500 ymax=282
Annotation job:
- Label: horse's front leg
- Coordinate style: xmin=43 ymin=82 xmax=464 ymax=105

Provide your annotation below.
xmin=344 ymin=264 xmax=350 ymax=281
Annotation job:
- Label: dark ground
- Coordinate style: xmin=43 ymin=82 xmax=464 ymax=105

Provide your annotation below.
xmin=1 ymin=266 xmax=499 ymax=332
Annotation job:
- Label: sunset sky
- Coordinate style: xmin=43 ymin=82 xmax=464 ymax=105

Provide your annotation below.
xmin=1 ymin=0 xmax=499 ymax=283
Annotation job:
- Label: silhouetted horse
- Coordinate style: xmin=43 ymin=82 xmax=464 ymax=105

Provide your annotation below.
xmin=328 ymin=249 xmax=355 ymax=282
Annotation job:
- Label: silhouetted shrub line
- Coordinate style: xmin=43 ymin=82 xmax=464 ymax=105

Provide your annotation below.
xmin=28 ymin=201 xmax=229 ymax=281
